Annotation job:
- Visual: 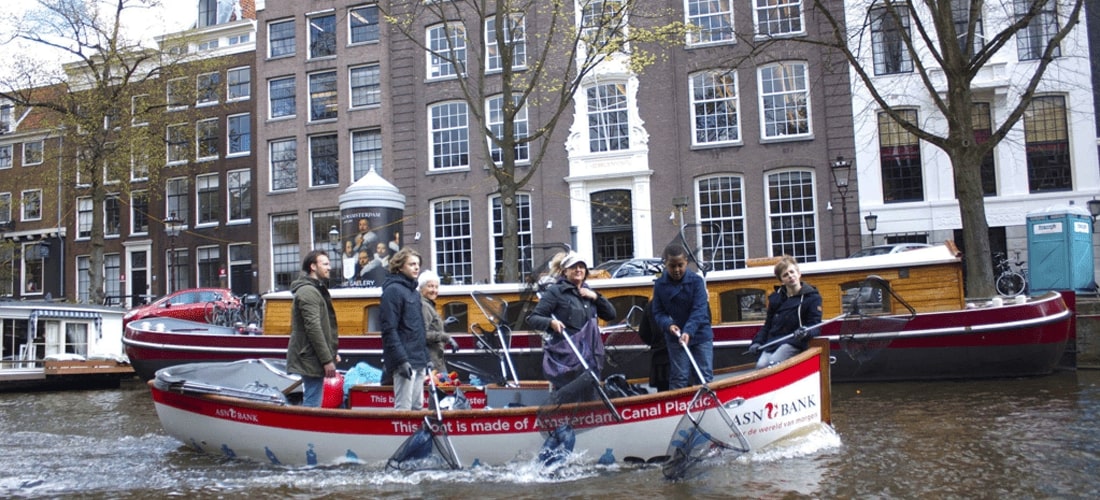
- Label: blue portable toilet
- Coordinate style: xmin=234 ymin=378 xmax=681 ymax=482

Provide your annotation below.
xmin=1025 ymin=205 xmax=1094 ymax=294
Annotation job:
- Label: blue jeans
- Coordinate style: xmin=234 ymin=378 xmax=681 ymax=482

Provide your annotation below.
xmin=300 ymin=375 xmax=323 ymax=407
xmin=667 ymin=339 xmax=713 ymax=390
xmin=755 ymin=344 xmax=801 ymax=369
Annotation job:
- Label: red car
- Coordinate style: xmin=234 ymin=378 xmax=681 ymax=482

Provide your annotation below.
xmin=123 ymin=288 xmax=239 ymax=327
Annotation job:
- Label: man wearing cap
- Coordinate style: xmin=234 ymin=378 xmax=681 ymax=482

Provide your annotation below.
xmin=527 ymin=251 xmax=616 ymax=390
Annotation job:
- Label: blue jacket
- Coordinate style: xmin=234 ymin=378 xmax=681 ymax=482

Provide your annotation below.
xmin=651 ymin=270 xmax=713 ymax=346
xmin=753 ymin=282 xmax=823 ymax=351
xmin=380 ymin=272 xmax=428 ymax=373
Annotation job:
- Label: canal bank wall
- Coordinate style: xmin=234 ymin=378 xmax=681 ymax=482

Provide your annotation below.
xmin=1075 ymin=295 xmax=1100 ymax=369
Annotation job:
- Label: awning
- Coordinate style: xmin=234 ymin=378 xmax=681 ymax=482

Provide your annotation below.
xmin=28 ymin=309 xmax=105 ymax=353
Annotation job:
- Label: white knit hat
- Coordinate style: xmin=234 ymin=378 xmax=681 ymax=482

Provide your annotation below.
xmin=560 ymin=252 xmax=588 ymax=272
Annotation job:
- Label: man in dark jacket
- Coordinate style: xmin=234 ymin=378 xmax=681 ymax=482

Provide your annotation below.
xmin=749 ymin=255 xmax=823 ymax=369
xmin=287 ymin=250 xmax=340 ymax=407
xmin=380 ymin=247 xmax=429 ymax=410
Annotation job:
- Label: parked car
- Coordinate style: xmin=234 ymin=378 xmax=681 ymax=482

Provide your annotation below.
xmin=592 ymin=258 xmax=664 ymax=279
xmin=123 ymin=288 xmax=238 ymax=327
xmin=848 ymin=243 xmax=933 ymax=259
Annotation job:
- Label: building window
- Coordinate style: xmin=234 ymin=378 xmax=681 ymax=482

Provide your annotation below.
xmin=759 ymin=62 xmax=810 ymax=139
xmin=166 ymin=124 xmax=188 ymax=164
xmin=196 ymin=118 xmax=219 ymax=160
xmin=698 ymin=175 xmax=747 ymax=270
xmin=270 ymin=138 xmax=298 ymax=191
xmin=871 ymin=6 xmax=913 ymax=75
xmin=350 ymin=65 xmax=381 ymax=108
xmin=309 ymin=71 xmax=338 ymax=121
xmin=491 ymin=193 xmax=532 ymax=283
xmin=951 ymin=0 xmax=984 ymax=57
xmin=309 ymin=13 xmax=337 ymax=59
xmin=427 ymin=23 xmax=467 ymax=79
xmin=197 ymin=246 xmax=221 ymax=287
xmin=310 ymin=134 xmax=339 ymax=187
xmin=686 ymin=0 xmax=734 ymax=45
xmin=590 ymin=190 xmax=634 ymax=264
xmin=1015 ymin=0 xmax=1059 ymax=60
xmin=1023 ymin=95 xmax=1071 ymax=193
xmin=197 ymin=0 xmax=217 ymax=27
xmin=487 ymin=95 xmax=529 ymax=163
xmin=754 ymin=0 xmax=804 ymax=37
xmin=430 ymin=101 xmax=469 ymax=170
xmin=690 ymin=70 xmax=740 ymax=145
xmin=271 ymin=213 xmax=300 ymax=291
xmin=76 ymin=256 xmax=90 ymax=303
xmin=269 ymin=19 xmax=296 ymax=58
xmin=105 ymin=195 xmax=121 ymax=236
xmin=879 ymin=109 xmax=924 ymax=202
xmin=351 ymin=129 xmax=382 ymax=180
xmin=169 ymin=247 xmax=190 ymax=292
xmin=269 ymin=76 xmax=296 ymax=119
xmin=167 ymin=78 xmax=188 ymax=110
xmin=587 ymin=83 xmax=629 ymax=152
xmin=131 ymin=94 xmax=149 ymax=126
xmin=227 ymin=169 xmax=251 ymax=222
xmin=0 ymin=192 xmax=11 ymax=222
xmin=23 ymin=140 xmax=44 ymax=166
xmin=432 ymin=198 xmax=472 ymax=285
xmin=227 ymin=113 xmax=251 ymax=156
xmin=310 ymin=210 xmax=341 ymax=281
xmin=227 ymin=66 xmax=251 ymax=100
xmin=104 ymin=254 xmax=121 ymax=303
xmin=21 ymin=189 xmax=41 ymax=221
xmin=131 ymin=144 xmax=150 ymax=180
xmin=349 ymin=4 xmax=380 ymax=44
xmin=196 ymin=173 xmax=220 ymax=225
xmin=0 ymin=145 xmax=12 ymax=168
xmin=197 ymin=72 xmax=220 ymax=105
xmin=486 ymin=13 xmax=526 ymax=72
xmin=972 ymin=102 xmax=997 ymax=196
xmin=166 ymin=178 xmax=189 ymax=224
xmin=131 ymin=190 xmax=149 ymax=235
xmin=581 ymin=0 xmax=627 ymax=46
xmin=77 ymin=197 xmax=93 ymax=239
xmin=766 ymin=170 xmax=817 ymax=262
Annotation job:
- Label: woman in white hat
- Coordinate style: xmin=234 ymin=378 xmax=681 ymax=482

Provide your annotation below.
xmin=526 ymin=251 xmax=616 ymax=390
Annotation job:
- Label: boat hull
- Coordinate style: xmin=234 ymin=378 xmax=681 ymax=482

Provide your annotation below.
xmin=150 ymin=345 xmax=831 ymax=467
xmin=127 ymin=291 xmax=1072 ymax=383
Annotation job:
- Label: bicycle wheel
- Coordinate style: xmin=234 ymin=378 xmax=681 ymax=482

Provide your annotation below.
xmin=996 ymin=272 xmax=1025 ymax=297
xmin=203 ymin=301 xmax=220 ymax=324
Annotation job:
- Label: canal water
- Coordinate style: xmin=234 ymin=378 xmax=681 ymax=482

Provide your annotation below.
xmin=2 ymin=369 xmax=1098 ymax=499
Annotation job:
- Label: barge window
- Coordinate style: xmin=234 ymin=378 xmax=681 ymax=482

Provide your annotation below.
xmin=841 ymin=280 xmax=890 ymax=315
xmin=720 ymin=288 xmax=767 ymax=322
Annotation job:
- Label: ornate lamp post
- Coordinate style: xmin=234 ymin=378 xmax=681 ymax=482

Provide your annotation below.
xmin=830 ymin=156 xmax=853 ymax=256
xmin=164 ymin=213 xmax=182 ymax=294
xmin=865 ymin=213 xmax=879 ymax=246
xmin=1088 ymin=198 xmax=1100 ymax=232
xmin=328 ymin=225 xmax=340 ymax=285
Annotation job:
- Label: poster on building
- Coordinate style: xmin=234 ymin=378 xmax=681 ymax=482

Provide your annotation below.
xmin=339 ymin=207 xmax=403 ymax=288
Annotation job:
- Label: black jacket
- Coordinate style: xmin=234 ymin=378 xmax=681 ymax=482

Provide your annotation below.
xmin=752 ymin=282 xmax=823 ymax=352
xmin=380 ymin=272 xmax=428 ymax=373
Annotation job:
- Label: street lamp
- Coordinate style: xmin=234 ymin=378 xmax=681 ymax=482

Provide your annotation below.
xmin=328 ymin=225 xmax=340 ymax=285
xmin=830 ymin=156 xmax=853 ymax=256
xmin=1088 ymin=198 xmax=1100 ymax=232
xmin=865 ymin=213 xmax=879 ymax=246
xmin=164 ymin=213 xmax=182 ymax=294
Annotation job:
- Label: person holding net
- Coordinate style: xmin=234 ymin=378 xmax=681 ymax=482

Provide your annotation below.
xmin=748 ymin=255 xmax=823 ymax=369
xmin=526 ymin=251 xmax=616 ymax=391
xmin=650 ymin=243 xmax=714 ymax=390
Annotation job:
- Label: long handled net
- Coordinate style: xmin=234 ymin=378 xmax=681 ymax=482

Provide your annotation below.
xmin=837 ymin=275 xmax=917 ymax=364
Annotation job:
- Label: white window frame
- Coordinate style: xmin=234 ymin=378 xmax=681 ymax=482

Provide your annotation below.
xmin=166 ymin=77 xmax=189 ymax=110
xmin=166 ymin=123 xmax=188 ymax=165
xmin=196 ymin=71 xmax=220 ymax=106
xmin=196 ymin=118 xmax=219 ymax=161
xmin=485 ymin=13 xmax=526 ymax=73
xmin=268 ymin=18 xmax=296 ymax=59
xmin=21 ymin=189 xmax=42 ymax=221
xmin=764 ymin=169 xmax=818 ymax=262
xmin=0 ymin=192 xmax=11 ymax=222
xmin=349 ymin=4 xmax=380 ymax=45
xmin=753 ymin=0 xmax=805 ymax=38
xmin=227 ymin=113 xmax=251 ymax=157
xmin=427 ymin=23 xmax=467 ymax=79
xmin=308 ymin=70 xmax=338 ymax=122
xmin=22 ymin=140 xmax=44 ymax=166
xmin=196 ymin=173 xmax=220 ymax=227
xmin=757 ymin=61 xmax=811 ymax=140
xmin=76 ymin=197 xmax=93 ymax=240
xmin=309 ymin=134 xmax=339 ymax=187
xmin=697 ymin=175 xmax=747 ymax=271
xmin=349 ymin=64 xmax=381 ymax=109
xmin=0 ymin=144 xmax=11 ymax=169
xmin=227 ymin=169 xmax=251 ymax=223
xmin=586 ymin=82 xmax=630 ymax=152
xmin=268 ymin=76 xmax=296 ymax=119
xmin=490 ymin=193 xmax=532 ymax=283
xmin=486 ymin=94 xmax=529 ymax=164
xmin=431 ymin=197 xmax=473 ymax=285
xmin=270 ymin=138 xmax=298 ymax=191
xmin=130 ymin=190 xmax=149 ymax=235
xmin=429 ymin=101 xmax=470 ymax=170
xmin=690 ymin=69 xmax=741 ymax=146
xmin=685 ymin=0 xmax=735 ymax=46
xmin=308 ymin=12 xmax=337 ymax=60
xmin=351 ymin=129 xmax=382 ymax=181
xmin=226 ymin=66 xmax=251 ymax=101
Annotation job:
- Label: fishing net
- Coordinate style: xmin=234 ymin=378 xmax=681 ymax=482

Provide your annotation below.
xmin=661 ymin=388 xmax=749 ymax=481
xmin=386 ymin=416 xmax=461 ymax=472
xmin=837 ymin=276 xmax=917 ymax=364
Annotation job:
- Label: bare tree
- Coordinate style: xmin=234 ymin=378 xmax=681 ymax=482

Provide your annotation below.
xmin=0 ymin=0 xmax=212 ymax=304
xmin=384 ymin=0 xmax=685 ymax=283
xmin=787 ymin=0 xmax=1085 ymax=298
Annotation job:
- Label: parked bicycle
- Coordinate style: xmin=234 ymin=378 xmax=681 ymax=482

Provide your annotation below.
xmin=994 ymin=251 xmax=1028 ymax=297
